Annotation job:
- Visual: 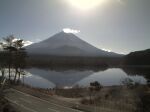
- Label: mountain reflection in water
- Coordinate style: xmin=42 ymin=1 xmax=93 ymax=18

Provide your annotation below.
xmin=22 ymin=67 xmax=148 ymax=89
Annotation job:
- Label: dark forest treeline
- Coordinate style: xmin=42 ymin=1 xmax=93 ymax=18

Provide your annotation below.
xmin=124 ymin=49 xmax=150 ymax=65
xmin=26 ymin=48 xmax=150 ymax=67
xmin=26 ymin=54 xmax=123 ymax=68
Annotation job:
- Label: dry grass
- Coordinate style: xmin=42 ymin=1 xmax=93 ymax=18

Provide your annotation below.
xmin=80 ymin=86 xmax=146 ymax=112
xmin=12 ymin=84 xmax=150 ymax=112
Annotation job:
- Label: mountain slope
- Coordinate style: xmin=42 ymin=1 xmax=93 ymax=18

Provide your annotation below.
xmin=124 ymin=49 xmax=150 ymax=65
xmin=26 ymin=31 xmax=121 ymax=57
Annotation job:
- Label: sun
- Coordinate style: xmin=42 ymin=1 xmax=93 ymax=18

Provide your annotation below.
xmin=66 ymin=0 xmax=107 ymax=11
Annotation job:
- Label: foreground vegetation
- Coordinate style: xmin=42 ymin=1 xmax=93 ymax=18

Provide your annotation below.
xmin=13 ymin=79 xmax=150 ymax=112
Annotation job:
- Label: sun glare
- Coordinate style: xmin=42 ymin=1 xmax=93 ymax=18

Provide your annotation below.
xmin=67 ymin=0 xmax=107 ymax=11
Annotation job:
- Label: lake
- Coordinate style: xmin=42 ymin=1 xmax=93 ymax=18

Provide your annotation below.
xmin=21 ymin=67 xmax=148 ymax=89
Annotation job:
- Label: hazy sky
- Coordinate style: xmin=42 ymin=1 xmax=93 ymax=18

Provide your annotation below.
xmin=0 ymin=0 xmax=150 ymax=54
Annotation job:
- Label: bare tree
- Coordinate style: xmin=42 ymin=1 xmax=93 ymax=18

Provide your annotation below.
xmin=1 ymin=35 xmax=27 ymax=84
xmin=2 ymin=35 xmax=15 ymax=81
xmin=13 ymin=39 xmax=27 ymax=83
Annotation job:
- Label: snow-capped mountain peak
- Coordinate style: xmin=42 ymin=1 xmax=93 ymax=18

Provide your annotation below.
xmin=26 ymin=32 xmax=121 ymax=57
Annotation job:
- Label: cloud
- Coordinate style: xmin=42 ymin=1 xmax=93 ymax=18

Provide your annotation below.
xmin=63 ymin=28 xmax=80 ymax=34
xmin=102 ymin=48 xmax=112 ymax=52
xmin=12 ymin=38 xmax=33 ymax=47
xmin=23 ymin=40 xmax=33 ymax=46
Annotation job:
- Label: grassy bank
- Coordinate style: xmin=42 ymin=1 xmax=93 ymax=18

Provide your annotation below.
xmin=13 ymin=84 xmax=150 ymax=112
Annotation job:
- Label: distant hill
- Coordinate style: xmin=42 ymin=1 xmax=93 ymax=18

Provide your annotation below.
xmin=26 ymin=31 xmax=121 ymax=57
xmin=124 ymin=49 xmax=150 ymax=65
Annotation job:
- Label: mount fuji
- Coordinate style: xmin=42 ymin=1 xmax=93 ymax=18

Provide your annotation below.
xmin=26 ymin=31 xmax=121 ymax=57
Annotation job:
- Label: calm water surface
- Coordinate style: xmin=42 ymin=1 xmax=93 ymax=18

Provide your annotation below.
xmin=22 ymin=67 xmax=147 ymax=88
